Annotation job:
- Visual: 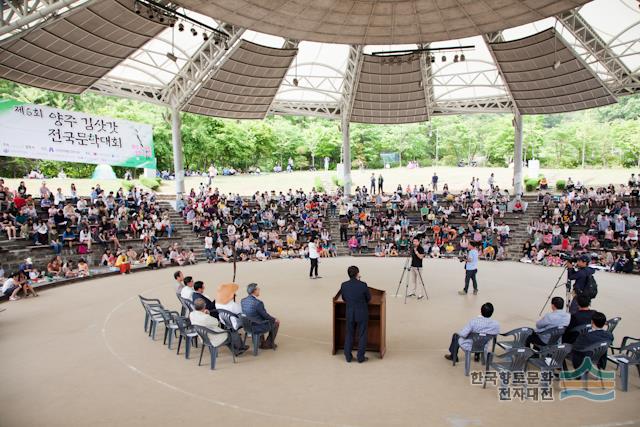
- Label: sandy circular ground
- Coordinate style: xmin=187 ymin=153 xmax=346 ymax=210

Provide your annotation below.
xmin=1 ymin=258 xmax=639 ymax=427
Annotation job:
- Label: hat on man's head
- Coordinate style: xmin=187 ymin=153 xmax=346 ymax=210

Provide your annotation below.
xmin=217 ymin=283 xmax=239 ymax=305
xmin=247 ymin=283 xmax=258 ymax=295
xmin=579 ymin=254 xmax=591 ymax=263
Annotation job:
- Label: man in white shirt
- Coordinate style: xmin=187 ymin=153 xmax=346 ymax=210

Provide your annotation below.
xmin=189 ymin=299 xmax=229 ymax=347
xmin=308 ymin=238 xmax=321 ymax=279
xmin=180 ymin=276 xmax=194 ymax=301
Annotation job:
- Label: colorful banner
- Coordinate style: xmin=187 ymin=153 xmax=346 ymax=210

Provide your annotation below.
xmin=0 ymin=99 xmax=156 ymax=168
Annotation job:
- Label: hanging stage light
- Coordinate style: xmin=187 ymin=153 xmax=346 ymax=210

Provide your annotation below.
xmin=134 ymin=1 xmax=140 ymax=14
xmin=293 ymin=78 xmax=299 ymax=86
xmin=430 ymin=55 xmax=435 ymax=63
xmin=552 ymin=60 xmax=561 ymax=70
xmin=441 ymin=55 xmax=446 ymax=62
xmin=166 ymin=52 xmax=178 ymax=62
xmin=203 ymin=32 xmax=209 ymax=41
xmin=191 ymin=27 xmax=197 ymax=36
xmin=454 ymin=54 xmax=459 ymax=62
xmin=460 ymin=53 xmax=465 ymax=61
xmin=178 ymin=22 xmax=184 ymax=31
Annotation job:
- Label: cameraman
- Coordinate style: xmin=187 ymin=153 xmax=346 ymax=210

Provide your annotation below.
xmin=566 ymin=254 xmax=596 ymax=313
xmin=409 ymin=237 xmax=425 ymax=300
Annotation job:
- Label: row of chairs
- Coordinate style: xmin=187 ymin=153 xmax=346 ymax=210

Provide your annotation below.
xmin=139 ymin=295 xmax=236 ymax=370
xmin=175 ymin=294 xmax=275 ymax=357
xmin=451 ymin=318 xmax=640 ymax=392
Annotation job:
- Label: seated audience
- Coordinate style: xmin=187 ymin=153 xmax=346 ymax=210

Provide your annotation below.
xmin=445 ymin=302 xmax=500 ymax=362
xmin=563 ymin=295 xmax=595 ymax=344
xmin=526 ymin=297 xmax=570 ymax=347
xmin=571 ymin=311 xmax=613 ymax=368
xmin=241 ymin=283 xmax=279 ymax=349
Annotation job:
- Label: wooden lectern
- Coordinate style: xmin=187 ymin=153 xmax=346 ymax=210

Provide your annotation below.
xmin=332 ymin=287 xmax=386 ymax=358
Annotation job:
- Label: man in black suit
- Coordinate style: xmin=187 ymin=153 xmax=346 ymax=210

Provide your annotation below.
xmin=192 ymin=281 xmax=218 ymax=319
xmin=339 ymin=266 xmax=371 ymax=363
xmin=563 ymin=295 xmax=594 ymax=344
xmin=571 ymin=311 xmax=613 ymax=369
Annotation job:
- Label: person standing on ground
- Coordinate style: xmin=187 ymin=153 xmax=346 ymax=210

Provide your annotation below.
xmin=339 ymin=266 xmax=371 ymax=363
xmin=459 ymin=241 xmax=479 ymax=295
xmin=409 ymin=237 xmax=426 ymax=300
xmin=378 ymin=174 xmax=384 ymax=194
xmin=208 ymin=164 xmax=217 ymax=186
xmin=308 ymin=238 xmax=321 ymax=279
xmin=432 ymin=172 xmax=439 ymax=192
xmin=370 ymin=173 xmax=376 ymax=195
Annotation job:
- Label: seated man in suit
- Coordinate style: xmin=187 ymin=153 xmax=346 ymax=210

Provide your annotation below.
xmin=563 ymin=295 xmax=594 ymax=344
xmin=526 ymin=296 xmax=570 ymax=348
xmin=571 ymin=311 xmax=613 ymax=369
xmin=339 ymin=265 xmax=371 ymax=363
xmin=241 ymin=283 xmax=279 ymax=349
xmin=445 ymin=302 xmax=500 ymax=362
xmin=192 ymin=281 xmax=217 ymax=318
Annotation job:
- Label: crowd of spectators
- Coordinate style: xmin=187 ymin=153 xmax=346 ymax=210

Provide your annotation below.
xmin=179 ymin=186 xmax=337 ymax=262
xmin=338 ymin=179 xmax=514 ymax=261
xmin=520 ymin=175 xmax=639 ymax=273
xmin=0 ymin=178 xmax=197 ymax=301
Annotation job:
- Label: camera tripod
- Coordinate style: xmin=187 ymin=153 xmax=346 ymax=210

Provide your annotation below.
xmin=395 ymin=257 xmax=428 ymax=304
xmin=538 ymin=266 xmax=572 ymax=317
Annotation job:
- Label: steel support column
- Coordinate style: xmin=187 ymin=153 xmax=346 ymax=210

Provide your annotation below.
xmin=513 ymin=109 xmax=524 ymax=196
xmin=171 ymin=107 xmax=185 ymax=197
xmin=341 ymin=113 xmax=351 ymax=197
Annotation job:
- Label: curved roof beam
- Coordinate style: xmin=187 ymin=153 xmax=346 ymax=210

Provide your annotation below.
xmin=557 ymin=8 xmax=640 ymax=96
xmin=340 ymin=45 xmax=364 ymax=122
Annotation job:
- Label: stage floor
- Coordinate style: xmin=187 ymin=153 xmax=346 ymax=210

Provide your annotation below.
xmin=1 ymin=258 xmax=638 ymax=427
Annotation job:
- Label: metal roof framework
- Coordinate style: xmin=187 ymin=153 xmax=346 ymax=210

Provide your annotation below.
xmin=0 ymin=0 xmax=639 ymax=123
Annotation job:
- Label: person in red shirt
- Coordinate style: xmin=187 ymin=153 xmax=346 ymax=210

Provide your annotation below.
xmin=13 ymin=194 xmax=26 ymax=210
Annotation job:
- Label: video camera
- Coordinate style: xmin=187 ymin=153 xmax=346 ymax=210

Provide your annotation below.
xmin=559 ymin=252 xmax=599 ymax=264
xmin=559 ymin=253 xmax=578 ymax=263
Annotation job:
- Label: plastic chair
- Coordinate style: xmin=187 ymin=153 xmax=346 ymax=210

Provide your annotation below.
xmin=192 ymin=325 xmax=235 ymax=370
xmin=177 ymin=295 xmax=194 ymax=316
xmin=175 ymin=316 xmax=199 ymax=359
xmin=542 ymin=326 xmax=566 ymax=347
xmin=606 ymin=317 xmax=622 ymax=334
xmin=176 ymin=293 xmax=186 ymax=316
xmin=483 ymin=347 xmax=535 ymax=389
xmin=146 ymin=303 xmax=165 ymax=340
xmin=494 ymin=327 xmax=534 ymax=351
xmin=158 ymin=308 xmax=180 ymax=349
xmin=138 ymin=295 xmax=162 ymax=332
xmin=528 ymin=343 xmax=573 ymax=388
xmin=577 ymin=341 xmax=611 ymax=389
xmin=217 ymin=308 xmax=241 ymax=331
xmin=240 ymin=315 xmax=272 ymax=356
xmin=570 ymin=324 xmax=592 ymax=338
xmin=452 ymin=332 xmax=496 ymax=376
xmin=607 ymin=341 xmax=640 ymax=392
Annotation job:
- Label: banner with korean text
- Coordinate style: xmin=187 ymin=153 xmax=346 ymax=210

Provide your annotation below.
xmin=0 ymin=99 xmax=156 ymax=169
